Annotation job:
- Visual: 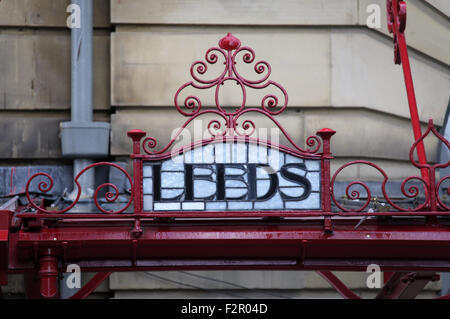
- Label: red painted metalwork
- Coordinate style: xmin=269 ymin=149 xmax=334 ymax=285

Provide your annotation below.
xmin=5 ymin=218 xmax=450 ymax=273
xmin=0 ymin=210 xmax=11 ymax=286
xmin=386 ymin=0 xmax=428 ymax=181
xmin=17 ymin=118 xmax=449 ymax=219
xmin=331 ymin=119 xmax=449 ymax=213
xmin=128 ymin=130 xmax=146 ymax=215
xmin=1 ymin=28 xmax=449 ymax=300
xmin=17 ymin=33 xmax=448 ymax=221
xmin=25 ymin=162 xmax=133 ymax=214
xmin=372 ymin=1 xmax=440 ymax=298
xmin=317 ymin=128 xmax=336 ymax=232
xmin=317 ymin=271 xmax=361 ymax=299
xmin=142 ymin=32 xmax=321 ymax=160
xmin=375 ymin=272 xmax=439 ymax=299
xmin=38 ymin=248 xmax=58 ymax=298
xmin=68 ymin=272 xmax=112 ymax=299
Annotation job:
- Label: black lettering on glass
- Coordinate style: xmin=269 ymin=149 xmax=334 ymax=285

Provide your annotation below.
xmin=216 ymin=164 xmax=225 ymax=200
xmin=185 ymin=164 xmax=216 ymax=201
xmin=216 ymin=164 xmax=248 ymax=200
xmin=247 ymin=164 xmax=257 ymax=200
xmin=154 ymin=163 xmax=184 ymax=202
xmin=153 ymin=164 xmax=161 ymax=202
xmin=279 ymin=163 xmax=311 ymax=201
xmin=248 ymin=164 xmax=279 ymax=201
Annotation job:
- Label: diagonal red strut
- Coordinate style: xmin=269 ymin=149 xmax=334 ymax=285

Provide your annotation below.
xmin=388 ymin=0 xmax=429 ymax=181
xmin=317 ymin=271 xmax=361 ymax=299
xmin=68 ymin=272 xmax=112 ymax=299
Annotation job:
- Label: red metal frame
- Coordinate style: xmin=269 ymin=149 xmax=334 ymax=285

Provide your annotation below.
xmin=68 ymin=272 xmax=111 ymax=299
xmin=1 ymin=3 xmax=449 ymax=299
xmin=317 ymin=271 xmax=361 ymax=299
xmin=375 ymin=271 xmax=439 ymax=299
xmin=331 ymin=119 xmax=449 ymax=213
xmin=386 ymin=0 xmax=429 ymax=181
xmin=142 ymin=32 xmax=321 ymax=161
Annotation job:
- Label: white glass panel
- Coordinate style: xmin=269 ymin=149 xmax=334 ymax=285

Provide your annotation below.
xmin=143 ymin=177 xmax=153 ymax=194
xmin=154 ymin=202 xmax=180 ymax=210
xmin=143 ymin=195 xmax=153 ymax=211
xmin=143 ymin=165 xmax=153 ymax=177
xmin=182 ymin=202 xmax=205 ymax=210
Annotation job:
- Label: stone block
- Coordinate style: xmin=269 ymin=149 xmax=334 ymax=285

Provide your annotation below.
xmin=111 ymin=0 xmax=357 ymax=25
xmin=0 ymin=30 xmax=110 ymax=110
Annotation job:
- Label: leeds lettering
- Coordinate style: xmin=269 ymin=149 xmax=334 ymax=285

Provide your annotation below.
xmin=152 ymin=163 xmax=312 ymax=202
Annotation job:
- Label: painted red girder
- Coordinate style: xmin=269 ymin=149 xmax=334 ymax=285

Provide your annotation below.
xmin=376 ymin=271 xmax=439 ymax=299
xmin=6 ymin=218 xmax=450 ymax=273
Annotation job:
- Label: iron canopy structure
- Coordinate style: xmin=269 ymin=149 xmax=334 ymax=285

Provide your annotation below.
xmin=0 ymin=0 xmax=449 ymax=299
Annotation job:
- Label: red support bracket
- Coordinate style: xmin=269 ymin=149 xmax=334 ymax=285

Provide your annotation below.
xmin=376 ymin=271 xmax=439 ymax=299
xmin=131 ymin=217 xmax=143 ymax=238
xmin=317 ymin=271 xmax=361 ymax=299
xmin=127 ymin=129 xmax=146 ymax=214
xmin=68 ymin=272 xmax=112 ymax=299
xmin=317 ymin=128 xmax=336 ymax=233
xmin=386 ymin=0 xmax=429 ymax=182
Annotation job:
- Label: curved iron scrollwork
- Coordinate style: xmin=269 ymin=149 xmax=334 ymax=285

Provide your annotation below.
xmin=25 ymin=162 xmax=133 ymax=214
xmin=386 ymin=0 xmax=407 ymax=64
xmin=143 ymin=33 xmax=321 ymax=157
xmin=331 ymin=119 xmax=450 ymax=212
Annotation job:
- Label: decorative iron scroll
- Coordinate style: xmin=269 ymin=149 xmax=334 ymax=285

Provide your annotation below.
xmin=386 ymin=0 xmax=406 ymax=64
xmin=25 ymin=162 xmax=133 ymax=214
xmin=142 ymin=33 xmax=321 ymax=158
xmin=331 ymin=119 xmax=450 ymax=212
xmin=21 ymin=34 xmax=450 ymax=217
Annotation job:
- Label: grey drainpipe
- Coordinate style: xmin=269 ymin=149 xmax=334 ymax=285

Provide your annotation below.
xmin=60 ymin=1 xmax=110 ymax=298
xmin=60 ymin=0 xmax=110 ymax=201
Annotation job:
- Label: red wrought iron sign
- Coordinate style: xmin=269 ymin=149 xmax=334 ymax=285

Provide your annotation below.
xmin=1 ymin=0 xmax=450 ymax=300
xmin=21 ymin=32 xmax=450 ymax=221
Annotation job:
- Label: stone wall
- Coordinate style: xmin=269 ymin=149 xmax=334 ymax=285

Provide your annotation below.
xmin=0 ymin=0 xmax=110 ymax=159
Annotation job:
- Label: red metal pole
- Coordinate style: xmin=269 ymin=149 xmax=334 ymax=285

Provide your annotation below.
xmin=397 ymin=37 xmax=429 ymax=181
xmin=388 ymin=0 xmax=429 ymax=182
xmin=317 ymin=128 xmax=336 ymax=233
xmin=127 ymin=130 xmax=146 ymax=214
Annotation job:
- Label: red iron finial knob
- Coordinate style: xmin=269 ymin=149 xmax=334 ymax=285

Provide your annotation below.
xmin=219 ymin=33 xmax=241 ymax=51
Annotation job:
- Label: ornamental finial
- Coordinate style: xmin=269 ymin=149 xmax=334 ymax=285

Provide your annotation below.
xmin=219 ymin=33 xmax=241 ymax=51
